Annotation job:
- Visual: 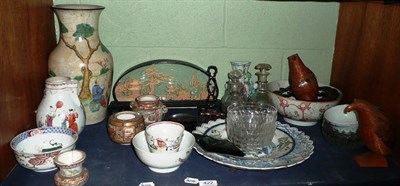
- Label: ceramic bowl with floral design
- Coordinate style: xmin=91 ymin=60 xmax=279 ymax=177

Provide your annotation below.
xmin=10 ymin=127 xmax=78 ymax=172
xmin=132 ymin=130 xmax=195 ymax=173
xmin=145 ymin=121 xmax=184 ymax=153
xmin=267 ymin=80 xmax=342 ymax=126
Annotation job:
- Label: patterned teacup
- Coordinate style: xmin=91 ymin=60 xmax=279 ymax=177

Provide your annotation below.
xmin=145 ymin=121 xmax=184 ymax=153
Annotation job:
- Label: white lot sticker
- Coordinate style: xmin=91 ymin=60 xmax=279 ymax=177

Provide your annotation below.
xmin=199 ymin=180 xmax=218 ymax=186
xmin=139 ymin=182 xmax=155 ymax=186
xmin=184 ymin=177 xmax=200 ymax=184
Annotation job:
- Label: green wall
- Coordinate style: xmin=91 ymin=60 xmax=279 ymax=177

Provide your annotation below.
xmin=53 ymin=0 xmax=339 ymax=98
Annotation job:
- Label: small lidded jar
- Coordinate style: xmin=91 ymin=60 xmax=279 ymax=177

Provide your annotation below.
xmin=108 ymin=111 xmax=144 ymax=145
xmin=130 ymin=95 xmax=168 ymax=126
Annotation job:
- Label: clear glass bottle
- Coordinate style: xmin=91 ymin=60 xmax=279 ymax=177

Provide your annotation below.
xmin=230 ymin=61 xmax=254 ymax=97
xmin=249 ymin=63 xmax=273 ymax=106
xmin=221 ymin=70 xmax=247 ymax=113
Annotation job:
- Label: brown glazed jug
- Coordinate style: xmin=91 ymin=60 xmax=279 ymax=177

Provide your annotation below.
xmin=288 ymin=54 xmax=319 ymax=101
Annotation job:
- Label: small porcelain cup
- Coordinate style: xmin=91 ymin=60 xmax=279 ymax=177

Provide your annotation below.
xmin=322 ymin=104 xmax=362 ymax=148
xmin=54 ymin=150 xmax=86 ymax=178
xmin=53 ymin=149 xmax=89 ymax=186
xmin=145 ymin=121 xmax=185 ymax=153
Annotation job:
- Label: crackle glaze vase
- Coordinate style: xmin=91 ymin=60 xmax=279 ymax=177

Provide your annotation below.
xmin=49 ymin=4 xmax=113 ymax=125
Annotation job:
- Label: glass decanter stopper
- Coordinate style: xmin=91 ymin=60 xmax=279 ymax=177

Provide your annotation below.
xmin=221 ymin=70 xmax=247 ymax=113
xmin=249 ymin=63 xmax=273 ymax=106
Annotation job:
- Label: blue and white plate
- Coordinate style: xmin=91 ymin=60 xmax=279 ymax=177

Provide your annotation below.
xmin=192 ymin=120 xmax=314 ymax=170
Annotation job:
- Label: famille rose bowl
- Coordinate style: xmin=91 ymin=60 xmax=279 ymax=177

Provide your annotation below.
xmin=10 ymin=127 xmax=78 ymax=172
xmin=132 ymin=130 xmax=195 ymax=173
xmin=267 ymin=80 xmax=342 ymax=126
xmin=145 ymin=121 xmax=184 ymax=153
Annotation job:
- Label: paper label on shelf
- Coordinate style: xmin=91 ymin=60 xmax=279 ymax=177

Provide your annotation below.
xmin=184 ymin=177 xmax=200 ymax=184
xmin=199 ymin=180 xmax=218 ymax=186
xmin=139 ymin=182 xmax=155 ymax=186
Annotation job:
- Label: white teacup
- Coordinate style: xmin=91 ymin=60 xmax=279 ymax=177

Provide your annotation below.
xmin=145 ymin=121 xmax=185 ymax=153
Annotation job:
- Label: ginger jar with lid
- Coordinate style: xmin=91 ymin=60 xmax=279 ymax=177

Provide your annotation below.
xmin=130 ymin=95 xmax=168 ymax=126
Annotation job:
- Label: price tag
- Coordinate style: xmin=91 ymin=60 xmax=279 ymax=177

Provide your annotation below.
xmin=199 ymin=180 xmax=218 ymax=186
xmin=184 ymin=177 xmax=199 ymax=184
xmin=139 ymin=182 xmax=155 ymax=186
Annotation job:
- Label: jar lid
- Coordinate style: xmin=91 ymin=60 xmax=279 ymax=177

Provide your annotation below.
xmin=108 ymin=111 xmax=144 ymax=127
xmin=135 ymin=94 xmax=160 ymax=105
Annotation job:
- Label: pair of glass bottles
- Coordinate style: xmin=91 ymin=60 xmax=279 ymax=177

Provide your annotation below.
xmin=221 ymin=63 xmax=272 ymax=113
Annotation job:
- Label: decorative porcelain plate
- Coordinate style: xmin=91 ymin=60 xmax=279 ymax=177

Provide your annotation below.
xmin=113 ymin=59 xmax=211 ymax=102
xmin=193 ymin=119 xmax=314 ymax=170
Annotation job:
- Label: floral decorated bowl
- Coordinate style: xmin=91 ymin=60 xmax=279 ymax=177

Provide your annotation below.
xmin=267 ymin=80 xmax=342 ymax=126
xmin=132 ymin=130 xmax=195 ymax=173
xmin=10 ymin=127 xmax=78 ymax=172
xmin=145 ymin=121 xmax=184 ymax=153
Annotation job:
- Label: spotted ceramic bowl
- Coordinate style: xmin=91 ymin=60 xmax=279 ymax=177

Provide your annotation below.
xmin=132 ymin=130 xmax=195 ymax=173
xmin=10 ymin=127 xmax=78 ymax=172
xmin=267 ymin=80 xmax=342 ymax=126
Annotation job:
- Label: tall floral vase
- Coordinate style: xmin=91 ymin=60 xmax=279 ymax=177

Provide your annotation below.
xmin=49 ymin=4 xmax=113 ymax=125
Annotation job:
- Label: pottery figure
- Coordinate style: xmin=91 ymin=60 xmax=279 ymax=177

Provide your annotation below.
xmin=288 ymin=54 xmax=318 ymax=101
xmin=344 ymin=99 xmax=394 ymax=167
